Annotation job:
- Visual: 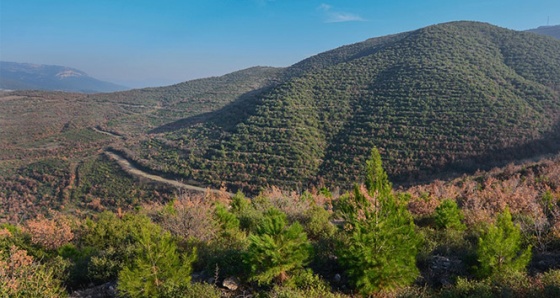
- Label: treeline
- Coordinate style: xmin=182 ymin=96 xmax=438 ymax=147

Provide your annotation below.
xmin=2 ymin=148 xmax=560 ymax=297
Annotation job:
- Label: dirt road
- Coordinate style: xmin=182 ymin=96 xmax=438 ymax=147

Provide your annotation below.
xmin=104 ymin=150 xmax=233 ymax=197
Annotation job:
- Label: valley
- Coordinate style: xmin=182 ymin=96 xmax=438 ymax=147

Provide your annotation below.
xmin=1 ymin=21 xmax=560 ymax=297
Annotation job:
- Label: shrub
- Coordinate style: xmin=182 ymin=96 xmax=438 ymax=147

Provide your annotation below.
xmin=159 ymin=282 xmax=222 ymax=298
xmin=0 ymin=245 xmax=66 ymax=297
xmin=24 ymin=213 xmax=74 ymax=251
xmin=270 ymin=285 xmax=345 ymax=298
xmin=199 ymin=203 xmax=249 ymax=279
xmin=213 ymin=203 xmax=246 ymax=246
xmin=438 ymin=277 xmax=493 ymax=298
xmin=540 ymin=269 xmax=560 ymax=297
xmin=152 ymin=195 xmax=219 ymax=242
xmin=302 ymin=205 xmax=336 ymax=241
xmin=82 ymin=212 xmax=142 ymax=282
xmin=231 ymin=191 xmax=264 ymax=233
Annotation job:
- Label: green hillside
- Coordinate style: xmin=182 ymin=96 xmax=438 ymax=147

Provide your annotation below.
xmin=91 ymin=66 xmax=283 ymax=135
xmin=125 ymin=21 xmax=560 ymax=192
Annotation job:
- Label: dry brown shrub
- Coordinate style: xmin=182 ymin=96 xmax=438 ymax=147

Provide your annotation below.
xmin=406 ymin=180 xmax=458 ymax=217
xmin=0 ymin=245 xmax=34 ymax=292
xmin=143 ymin=193 xmax=219 ymax=242
xmin=0 ymin=245 xmax=64 ymax=296
xmin=407 ymin=195 xmax=440 ymax=218
xmin=23 ymin=212 xmax=74 ymax=250
xmin=551 ymin=220 xmax=560 ymax=239
xmin=258 ymin=186 xmax=333 ymax=222
xmin=204 ymin=184 xmax=232 ymax=206
xmin=87 ymin=197 xmax=105 ymax=211
xmin=459 ymin=175 xmax=542 ymax=225
xmin=0 ymin=228 xmax=11 ymax=239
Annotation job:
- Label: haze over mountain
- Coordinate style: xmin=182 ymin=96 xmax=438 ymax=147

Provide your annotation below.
xmin=527 ymin=25 xmax=560 ymax=39
xmin=100 ymin=21 xmax=560 ymax=193
xmin=0 ymin=61 xmax=128 ymax=93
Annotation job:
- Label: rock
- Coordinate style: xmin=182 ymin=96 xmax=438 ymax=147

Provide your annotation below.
xmin=70 ymin=282 xmax=117 ymax=298
xmin=426 ymin=255 xmax=465 ymax=287
xmin=223 ymin=276 xmax=240 ymax=291
xmin=334 ymin=273 xmax=342 ymax=283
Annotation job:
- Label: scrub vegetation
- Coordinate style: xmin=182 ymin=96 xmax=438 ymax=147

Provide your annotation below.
xmin=1 ymin=21 xmax=560 ymax=297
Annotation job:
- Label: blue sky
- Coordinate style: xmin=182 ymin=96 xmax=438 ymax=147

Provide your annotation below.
xmin=1 ymin=0 xmax=559 ymax=88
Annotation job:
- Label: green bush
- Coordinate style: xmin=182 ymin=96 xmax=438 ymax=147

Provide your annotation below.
xmin=231 ymin=191 xmax=264 ymax=233
xmin=82 ymin=212 xmax=143 ymax=283
xmin=269 ymin=285 xmax=345 ymax=298
xmin=284 ymin=268 xmax=330 ymax=292
xmin=438 ymin=277 xmax=493 ymax=298
xmin=541 ymin=269 xmax=560 ymax=297
xmin=302 ymin=205 xmax=336 ymax=241
xmin=159 ymin=282 xmax=222 ymax=298
xmin=214 ymin=203 xmax=246 ymax=247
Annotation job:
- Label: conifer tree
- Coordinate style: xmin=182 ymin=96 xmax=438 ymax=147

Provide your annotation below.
xmin=434 ymin=199 xmax=466 ymax=231
xmin=244 ymin=208 xmax=312 ymax=285
xmin=118 ymin=219 xmax=196 ymax=297
xmin=337 ymin=148 xmax=420 ymax=295
xmin=476 ymin=207 xmax=532 ymax=279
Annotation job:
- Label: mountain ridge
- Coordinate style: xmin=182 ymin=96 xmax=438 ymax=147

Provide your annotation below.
xmin=0 ymin=61 xmax=128 ymax=93
xmin=527 ymin=24 xmax=560 ymax=39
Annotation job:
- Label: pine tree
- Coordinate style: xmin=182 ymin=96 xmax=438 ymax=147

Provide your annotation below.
xmin=434 ymin=199 xmax=466 ymax=231
xmin=337 ymin=148 xmax=420 ymax=295
xmin=476 ymin=207 xmax=532 ymax=279
xmin=118 ymin=220 xmax=196 ymax=297
xmin=244 ymin=208 xmax=312 ymax=285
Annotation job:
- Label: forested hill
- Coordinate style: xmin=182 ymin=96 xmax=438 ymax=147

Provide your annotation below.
xmin=527 ymin=25 xmax=560 ymax=39
xmin=91 ymin=66 xmax=284 ymax=134
xmin=121 ymin=21 xmax=560 ymax=193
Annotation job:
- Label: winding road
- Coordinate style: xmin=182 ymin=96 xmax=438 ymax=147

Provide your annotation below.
xmin=104 ymin=151 xmax=233 ymax=197
xmin=91 ymin=126 xmax=233 ymax=197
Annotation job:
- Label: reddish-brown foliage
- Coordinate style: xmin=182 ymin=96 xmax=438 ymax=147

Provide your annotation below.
xmin=23 ymin=213 xmax=74 ymax=250
xmin=0 ymin=245 xmax=34 ymax=292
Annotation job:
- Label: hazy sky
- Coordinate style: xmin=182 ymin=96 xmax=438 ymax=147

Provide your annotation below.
xmin=1 ymin=0 xmax=558 ymax=88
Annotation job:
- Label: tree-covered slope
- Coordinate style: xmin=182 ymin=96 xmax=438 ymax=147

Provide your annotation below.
xmin=91 ymin=66 xmax=283 ymax=135
xmin=127 ymin=21 xmax=560 ymax=192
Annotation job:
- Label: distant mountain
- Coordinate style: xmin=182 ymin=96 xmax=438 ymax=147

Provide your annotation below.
xmin=111 ymin=21 xmax=560 ymax=192
xmin=0 ymin=62 xmax=128 ymax=93
xmin=526 ymin=25 xmax=560 ymax=39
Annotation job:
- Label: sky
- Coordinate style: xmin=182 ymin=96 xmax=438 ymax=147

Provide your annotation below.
xmin=1 ymin=0 xmax=559 ymax=88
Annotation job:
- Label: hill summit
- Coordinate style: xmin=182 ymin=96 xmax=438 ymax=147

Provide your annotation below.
xmin=111 ymin=21 xmax=560 ymax=192
xmin=527 ymin=25 xmax=560 ymax=39
xmin=0 ymin=61 xmax=128 ymax=93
